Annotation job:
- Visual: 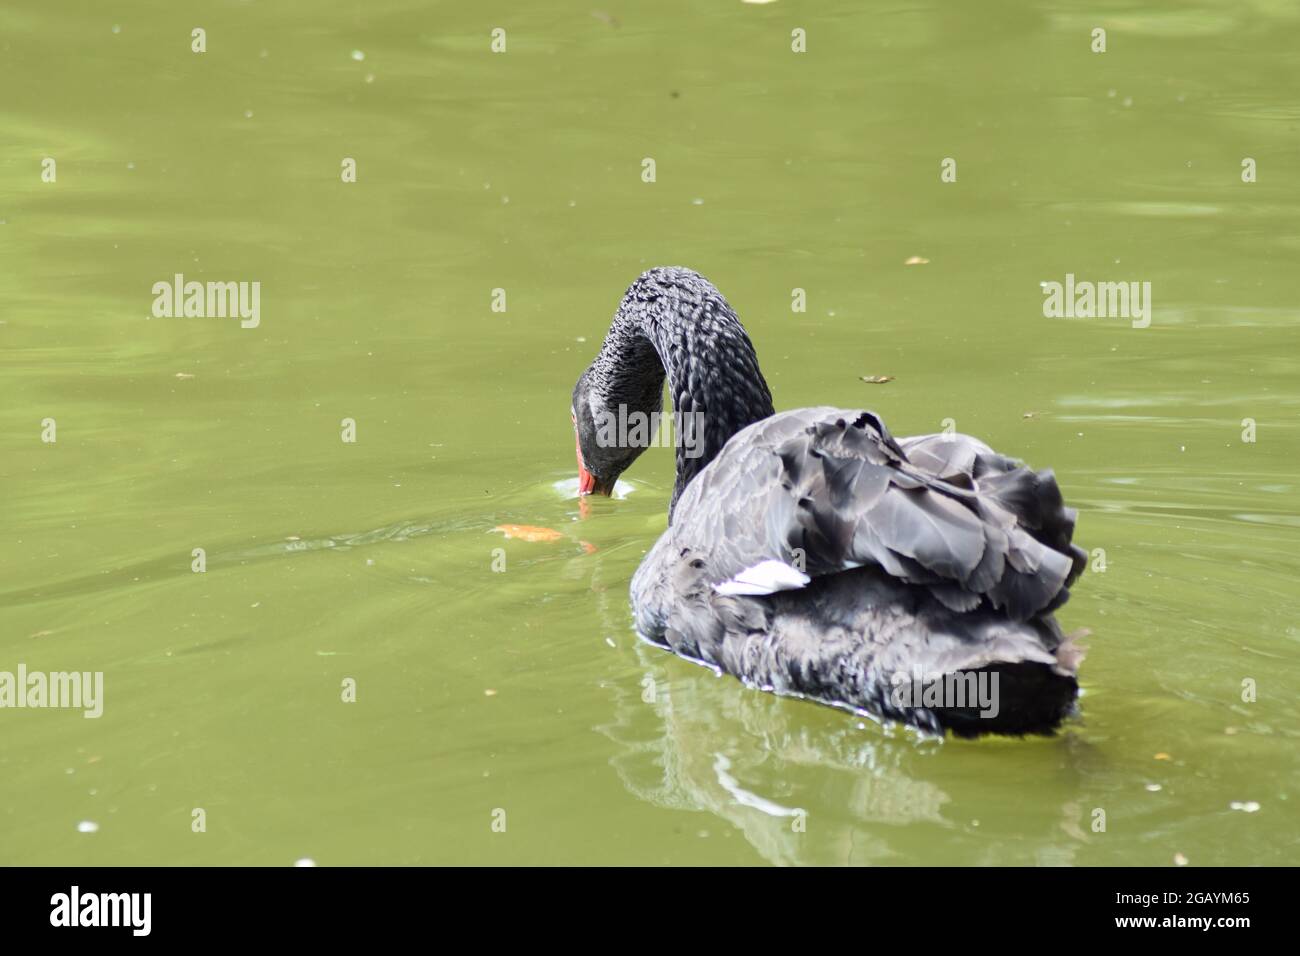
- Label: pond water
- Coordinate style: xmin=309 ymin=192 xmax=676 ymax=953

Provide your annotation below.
xmin=1 ymin=1 xmax=1296 ymax=864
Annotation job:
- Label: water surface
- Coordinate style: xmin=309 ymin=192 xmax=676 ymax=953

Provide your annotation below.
xmin=1 ymin=1 xmax=1297 ymax=865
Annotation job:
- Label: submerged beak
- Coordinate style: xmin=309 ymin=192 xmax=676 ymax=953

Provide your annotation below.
xmin=578 ymin=466 xmax=614 ymax=497
xmin=575 ymin=433 xmax=613 ymax=497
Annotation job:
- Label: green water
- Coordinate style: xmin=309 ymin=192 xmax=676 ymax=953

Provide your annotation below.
xmin=2 ymin=1 xmax=1297 ymax=865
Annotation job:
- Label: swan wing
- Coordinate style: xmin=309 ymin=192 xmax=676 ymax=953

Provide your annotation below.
xmin=666 ymin=408 xmax=1086 ymax=623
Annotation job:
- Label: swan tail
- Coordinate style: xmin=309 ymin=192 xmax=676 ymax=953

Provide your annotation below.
xmin=714 ymin=569 xmax=1086 ymax=737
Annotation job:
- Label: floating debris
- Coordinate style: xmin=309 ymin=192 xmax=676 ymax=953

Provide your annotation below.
xmin=175 ymin=372 xmax=195 ymax=380
xmin=294 ymin=858 xmax=317 ymax=867
xmin=860 ymin=375 xmax=894 ymax=385
xmin=1154 ymin=752 xmax=1171 ymax=761
xmin=904 ymin=256 xmax=930 ymax=266
xmin=484 ymin=689 xmax=498 ymax=697
xmin=350 ymin=50 xmax=365 ymax=61
xmin=76 ymin=821 xmax=99 ymax=834
xmin=492 ymin=524 xmax=564 ymax=542
xmin=1145 ymin=784 xmax=1162 ymax=792
xmin=1174 ymin=853 xmax=1189 ymax=866
xmin=1228 ymin=801 xmax=1261 ymax=813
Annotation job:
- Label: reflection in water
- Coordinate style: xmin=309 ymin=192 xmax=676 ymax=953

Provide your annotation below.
xmin=598 ymin=645 xmax=945 ymax=865
xmin=713 ymin=753 xmax=803 ymax=819
xmin=582 ymin=536 xmax=1109 ymax=865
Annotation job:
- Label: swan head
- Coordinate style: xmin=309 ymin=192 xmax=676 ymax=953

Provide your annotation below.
xmin=571 ymin=268 xmax=775 ymax=512
xmin=570 ymin=369 xmax=655 ymax=496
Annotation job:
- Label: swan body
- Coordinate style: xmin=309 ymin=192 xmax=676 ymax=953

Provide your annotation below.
xmin=573 ymin=268 xmax=1086 ymax=736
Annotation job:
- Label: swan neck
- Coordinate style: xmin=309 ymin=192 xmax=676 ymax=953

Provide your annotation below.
xmin=599 ymin=270 xmax=775 ymax=513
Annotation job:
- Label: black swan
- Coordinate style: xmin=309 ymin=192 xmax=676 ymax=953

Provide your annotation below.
xmin=571 ymin=267 xmax=1087 ymax=737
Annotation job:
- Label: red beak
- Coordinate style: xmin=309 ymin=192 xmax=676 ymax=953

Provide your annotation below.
xmin=576 ymin=433 xmax=610 ymax=496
